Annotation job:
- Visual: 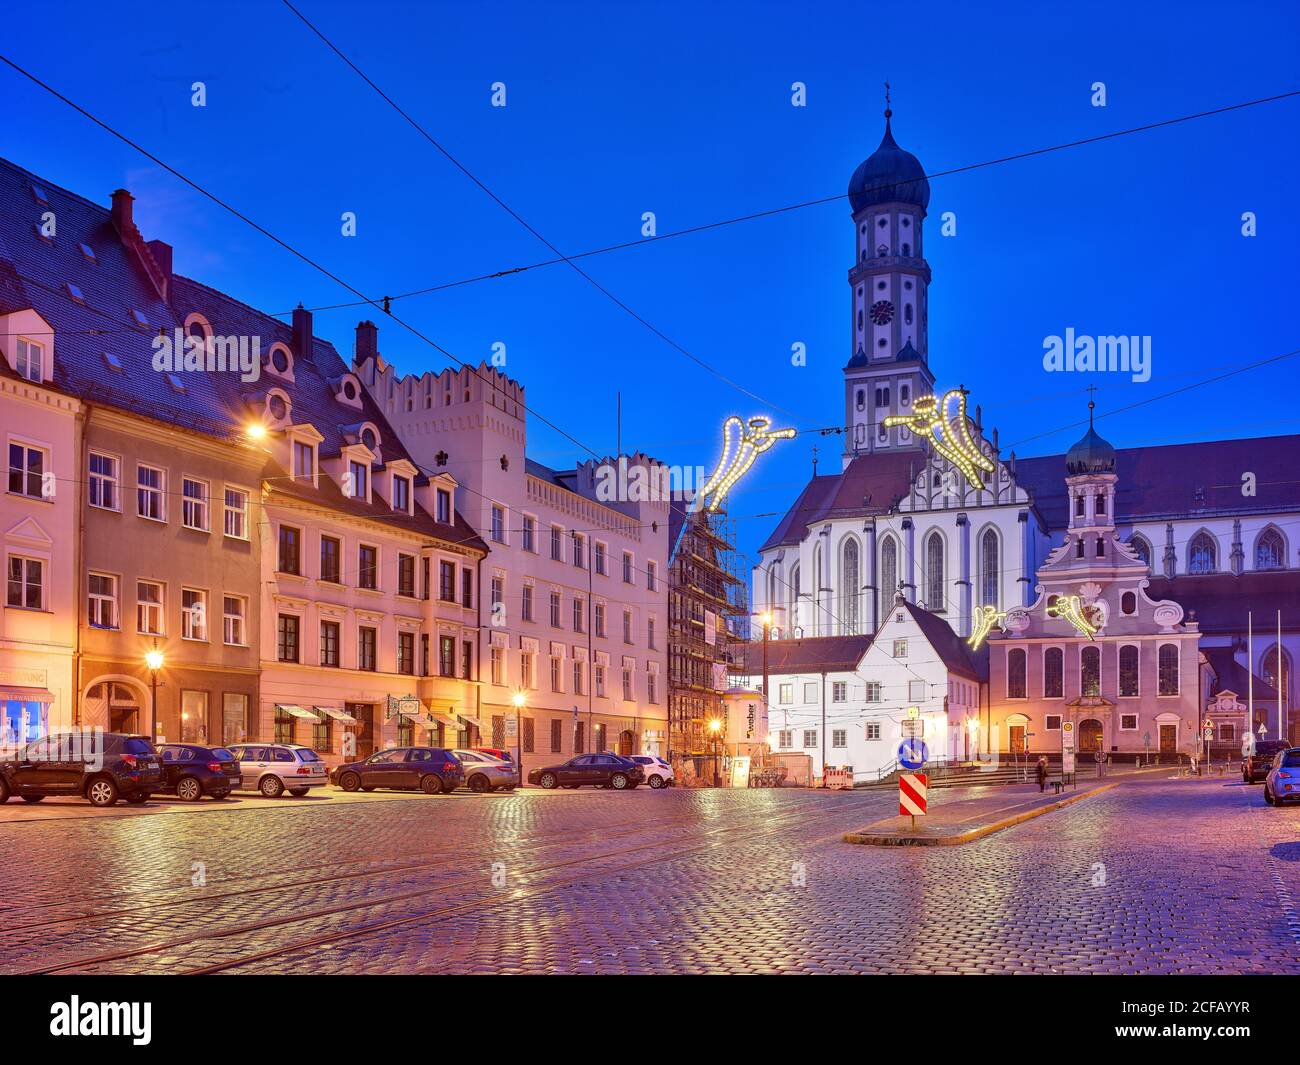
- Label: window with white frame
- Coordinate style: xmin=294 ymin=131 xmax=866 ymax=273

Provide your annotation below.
xmin=8 ymin=442 xmax=45 ymax=499
xmin=1120 ymin=713 xmax=1139 ymax=730
xmin=908 ymin=679 xmax=926 ymax=702
xmin=646 ymin=560 xmax=657 ymax=591
xmin=550 ymin=525 xmax=563 ymax=561
xmin=136 ymin=580 xmax=163 ymax=635
xmin=623 ymin=610 xmax=633 ymax=644
xmin=347 ymin=460 xmax=368 ymax=500
xmin=87 ymin=572 xmax=118 ymax=629
xmin=779 ymin=683 xmax=793 ymax=703
xmin=491 ymin=505 xmax=506 ymax=544
xmin=549 ymin=656 xmax=563 ymax=693
xmin=802 ymin=729 xmax=817 ymax=749
xmin=571 ymin=659 xmax=585 ymax=696
xmin=137 ymin=464 xmax=165 ymax=521
xmin=490 ymin=646 xmax=505 ymax=686
xmin=391 ymin=475 xmax=410 ymax=512
xmin=88 ymin=452 xmax=119 ymax=510
xmin=865 ymin=681 xmax=882 ymax=702
xmin=15 ymin=337 xmax=43 ymax=382
xmin=832 ymin=681 xmax=847 ymax=702
xmin=292 ymin=440 xmax=315 ymax=482
xmin=521 ymin=651 xmax=537 ymax=689
xmin=1045 ymin=714 xmax=1062 ymax=731
xmin=803 ymin=682 xmax=817 ymax=702
xmin=622 ymin=551 xmax=633 ymax=583
xmin=436 ymin=488 xmax=452 ymax=525
xmin=832 ymin=729 xmax=847 ymax=748
xmin=6 ymin=555 xmax=43 ymax=609
xmin=223 ymin=595 xmax=246 ymax=646
xmin=182 ymin=477 xmax=209 ymax=531
xmin=182 ymin=588 xmax=207 ymax=640
xmin=778 ymin=729 xmax=792 ymax=749
xmin=223 ymin=488 xmax=249 ymax=539
xmin=622 ymin=668 xmax=633 ymax=701
xmin=892 ymin=639 xmax=907 ymax=658
xmin=647 ymin=617 xmax=656 ymax=650
xmin=594 ymin=542 xmax=607 ymax=576
xmin=647 ymin=671 xmax=657 ymax=703
xmin=865 ymin=722 xmax=882 ymax=740
xmin=594 ymin=663 xmax=606 ymax=697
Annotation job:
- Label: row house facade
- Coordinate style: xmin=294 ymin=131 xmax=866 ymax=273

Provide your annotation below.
xmin=356 ymin=333 xmax=671 ymax=763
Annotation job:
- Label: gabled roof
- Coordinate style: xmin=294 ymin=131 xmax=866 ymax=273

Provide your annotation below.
xmin=1201 ymin=646 xmax=1278 ymax=702
xmin=900 ymin=599 xmax=985 ymax=681
xmin=736 ymin=634 xmax=872 ymax=675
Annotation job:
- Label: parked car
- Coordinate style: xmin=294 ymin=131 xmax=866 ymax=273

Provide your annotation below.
xmin=628 ymin=754 xmax=674 ymax=789
xmin=226 ymin=743 xmax=328 ymax=797
xmin=1264 ymin=748 xmax=1300 ymax=806
xmin=330 ymin=747 xmax=464 ymax=794
xmin=453 ymin=749 xmax=520 ymax=792
xmin=0 ymin=731 xmax=161 ymax=807
xmin=155 ymin=744 xmax=241 ymax=801
xmin=528 ymin=754 xmax=643 ymax=790
xmin=473 ymin=747 xmax=513 ymax=763
xmin=1243 ymin=740 xmax=1289 ymax=783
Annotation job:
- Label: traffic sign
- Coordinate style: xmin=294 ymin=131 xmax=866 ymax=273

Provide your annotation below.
xmin=898 ymin=738 xmax=929 ymax=770
xmin=899 ymin=772 xmax=928 ymax=816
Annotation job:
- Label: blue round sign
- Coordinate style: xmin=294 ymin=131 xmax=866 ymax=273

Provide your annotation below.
xmin=898 ymin=738 xmax=929 ymax=771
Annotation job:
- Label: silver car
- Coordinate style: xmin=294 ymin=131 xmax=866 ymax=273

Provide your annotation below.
xmin=227 ymin=743 xmax=328 ymax=797
xmin=453 ymin=749 xmax=520 ymax=793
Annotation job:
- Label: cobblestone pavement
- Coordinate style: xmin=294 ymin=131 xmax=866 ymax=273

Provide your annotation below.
xmin=0 ymin=775 xmax=1296 ymax=974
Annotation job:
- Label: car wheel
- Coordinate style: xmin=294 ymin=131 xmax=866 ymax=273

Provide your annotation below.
xmin=539 ymin=772 xmax=558 ymax=789
xmin=212 ymin=791 xmax=230 ymax=801
xmin=259 ymin=775 xmax=285 ymax=798
xmin=468 ymin=774 xmax=491 ymax=793
xmin=1265 ymin=785 xmax=1277 ymax=806
xmin=648 ymin=774 xmax=666 ymax=789
xmin=0 ymin=777 xmax=11 ymax=803
xmin=421 ymin=774 xmax=444 ymax=795
xmin=339 ymin=771 xmax=362 ymax=792
xmin=287 ymin=787 xmax=309 ymax=797
xmin=610 ymin=772 xmax=630 ymax=790
xmin=361 ymin=785 xmax=376 ymax=792
xmin=86 ymin=777 xmax=119 ymax=807
xmin=20 ymin=794 xmax=45 ymax=803
xmin=176 ymin=776 xmax=203 ymax=802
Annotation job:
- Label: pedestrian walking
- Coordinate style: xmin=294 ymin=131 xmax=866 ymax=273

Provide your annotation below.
xmin=1036 ymin=755 xmax=1049 ymax=792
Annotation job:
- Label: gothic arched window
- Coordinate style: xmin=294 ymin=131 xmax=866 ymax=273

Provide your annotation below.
xmin=1255 ymin=527 xmax=1286 ymax=570
xmin=980 ymin=528 xmax=999 ymax=608
xmin=790 ymin=563 xmax=801 ymax=633
xmin=840 ymin=539 xmax=860 ymax=635
xmin=925 ymin=532 xmax=944 ymax=611
xmin=1263 ymin=645 xmax=1292 ymax=704
xmin=1187 ymin=532 xmax=1217 ymax=574
xmin=881 ymin=536 xmax=898 ymax=603
xmin=1128 ymin=535 xmax=1151 ymax=564
xmin=813 ymin=545 xmax=823 ymax=636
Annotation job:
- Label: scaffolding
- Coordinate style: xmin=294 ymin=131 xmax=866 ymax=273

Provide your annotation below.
xmin=667 ymin=507 xmax=748 ymax=763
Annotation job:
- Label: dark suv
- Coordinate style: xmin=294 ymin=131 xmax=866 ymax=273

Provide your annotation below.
xmin=1243 ymin=740 xmax=1289 ymax=784
xmin=0 ymin=731 xmax=162 ymax=807
xmin=156 ymin=744 xmax=241 ymax=801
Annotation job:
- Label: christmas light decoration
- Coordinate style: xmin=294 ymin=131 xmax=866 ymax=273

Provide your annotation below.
xmin=699 ymin=416 xmax=795 ymax=512
xmin=967 ymin=605 xmax=1006 ymax=650
xmin=1047 ymin=594 xmax=1097 ymax=640
xmin=883 ymin=388 xmax=994 ymax=488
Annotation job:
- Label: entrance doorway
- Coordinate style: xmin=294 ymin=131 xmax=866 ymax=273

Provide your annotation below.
xmin=349 ymin=703 xmax=374 ymax=758
xmin=1008 ymin=725 xmax=1027 ymax=753
xmin=1079 ymin=718 xmax=1104 ymax=753
xmin=618 ymin=729 xmax=635 ymax=757
xmin=1159 ymin=724 xmax=1177 ymax=754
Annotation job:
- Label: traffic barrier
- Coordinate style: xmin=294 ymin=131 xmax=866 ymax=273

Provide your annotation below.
xmin=824 ymin=766 xmax=854 ymax=790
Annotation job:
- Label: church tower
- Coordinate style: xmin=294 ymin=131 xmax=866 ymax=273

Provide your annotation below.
xmin=843 ymin=93 xmax=936 ymax=467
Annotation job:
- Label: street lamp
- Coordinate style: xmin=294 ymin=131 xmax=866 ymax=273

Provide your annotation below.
xmin=511 ymin=691 xmax=526 ymax=783
xmin=144 ymin=645 xmax=164 ymax=740
xmin=708 ymin=717 xmax=724 ymax=787
xmin=244 ymin=421 xmax=268 ymax=442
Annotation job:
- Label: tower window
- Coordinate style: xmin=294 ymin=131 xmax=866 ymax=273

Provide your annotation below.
xmin=855 ymin=389 xmax=865 ymax=411
xmin=904 ymin=304 xmax=913 ymax=325
xmin=877 ymin=280 xmax=886 ymax=290
xmin=902 ymin=217 xmax=910 ymax=227
xmin=904 ymin=279 xmax=913 ymax=290
xmin=901 ymin=242 xmax=911 ymax=256
xmin=1075 ymin=494 xmax=1085 ymax=517
xmin=877 ymin=338 xmax=887 ymax=348
xmin=1076 ymin=540 xmax=1085 ymax=558
xmin=900 ymin=384 xmax=910 ymax=405
xmin=878 ymin=218 xmax=887 ymax=228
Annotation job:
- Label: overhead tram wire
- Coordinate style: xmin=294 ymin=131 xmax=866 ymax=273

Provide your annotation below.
xmin=0 ymin=53 xmax=604 ymax=464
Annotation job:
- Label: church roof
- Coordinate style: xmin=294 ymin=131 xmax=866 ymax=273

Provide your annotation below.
xmin=737 ymin=635 xmax=873 ymax=675
xmin=1201 ymin=646 xmax=1278 ymax=701
xmin=1144 ymin=571 xmax=1300 ymax=636
xmin=847 ymin=116 xmax=930 ymax=213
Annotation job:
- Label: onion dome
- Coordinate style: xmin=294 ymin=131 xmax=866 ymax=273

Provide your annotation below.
xmin=1065 ymin=403 xmax=1116 ymax=474
xmin=848 ymin=113 xmax=930 ymax=214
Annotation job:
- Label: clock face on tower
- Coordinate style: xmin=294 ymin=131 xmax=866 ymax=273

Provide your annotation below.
xmin=869 ymin=300 xmax=895 ymax=326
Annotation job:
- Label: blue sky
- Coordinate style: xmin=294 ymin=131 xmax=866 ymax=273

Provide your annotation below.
xmin=4 ymin=0 xmax=1298 ymax=561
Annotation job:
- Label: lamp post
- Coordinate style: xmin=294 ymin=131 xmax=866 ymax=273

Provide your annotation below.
xmin=708 ymin=717 xmax=724 ymax=787
xmin=144 ymin=645 xmax=164 ymax=741
xmin=511 ymin=690 xmax=526 ymax=783
xmin=759 ymin=612 xmax=772 ymax=702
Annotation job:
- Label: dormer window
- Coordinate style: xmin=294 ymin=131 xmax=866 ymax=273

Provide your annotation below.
xmin=79 ymin=243 xmax=97 ymax=263
xmin=66 ymin=282 xmax=86 ymax=304
xmin=436 ymin=488 xmax=451 ymax=524
xmin=392 ymin=475 xmax=410 ymax=512
xmin=15 ymin=338 xmax=43 ymax=382
xmin=361 ymin=427 xmax=378 ymax=451
xmin=292 ymin=440 xmax=316 ymax=483
xmin=130 ymin=309 xmax=148 ymax=329
xmin=348 ymin=460 xmax=369 ymax=501
xmin=31 ymin=184 xmax=49 ymax=206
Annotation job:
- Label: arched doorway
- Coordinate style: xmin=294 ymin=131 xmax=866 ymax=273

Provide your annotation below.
xmin=1079 ymin=718 xmax=1104 ymax=753
xmin=83 ymin=679 xmax=146 ymax=734
xmin=618 ymin=729 xmax=635 ymax=757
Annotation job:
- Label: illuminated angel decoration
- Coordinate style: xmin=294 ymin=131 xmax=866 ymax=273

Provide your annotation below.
xmin=698 ymin=416 xmax=795 ymax=512
xmin=883 ymin=388 xmax=994 ymax=488
xmin=1046 ymin=594 xmax=1098 ymax=640
xmin=967 ymin=605 xmax=1006 ymax=650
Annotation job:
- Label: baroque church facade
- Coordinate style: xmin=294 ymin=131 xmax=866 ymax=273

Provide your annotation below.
xmin=751 ymin=109 xmax=1300 ymax=759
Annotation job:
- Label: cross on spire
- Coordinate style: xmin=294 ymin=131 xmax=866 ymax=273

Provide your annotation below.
xmin=884 ymin=80 xmax=892 ymax=119
xmin=1085 ymin=384 xmax=1098 ymax=426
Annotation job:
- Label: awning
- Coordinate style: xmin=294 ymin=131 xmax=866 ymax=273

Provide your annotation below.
xmin=430 ymin=713 xmax=459 ymax=728
xmin=458 ymin=715 xmax=482 ymax=731
xmin=314 ymin=706 xmax=358 ymax=725
xmin=276 ymin=704 xmax=321 ymax=721
xmin=0 ymin=687 xmax=55 ymax=703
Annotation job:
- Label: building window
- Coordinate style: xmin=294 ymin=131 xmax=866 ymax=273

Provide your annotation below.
xmin=181 ymin=478 xmax=209 ymax=531
xmin=832 ymin=729 xmax=847 ymax=748
xmin=436 ymin=488 xmax=452 ymax=524
xmin=462 ymin=641 xmax=474 ymax=680
xmin=623 ymin=552 xmax=634 ymax=583
xmin=293 ymin=440 xmax=315 ymax=482
xmin=647 ymin=561 xmax=658 ymax=592
xmin=778 ymin=730 xmax=793 ymax=749
xmin=15 ymin=337 xmax=43 ymax=381
xmin=276 ymin=613 xmax=300 ymax=663
xmin=490 ymin=645 xmax=505 ymax=685
xmin=623 ymin=611 xmax=633 ymax=644
xmin=278 ymin=526 xmax=301 ymax=575
xmin=521 ymin=514 xmax=535 ymax=551
xmin=572 ymin=659 xmax=585 ymax=696
xmin=803 ymin=681 xmax=817 ymax=702
xmin=439 ymin=560 xmax=456 ymax=602
xmin=397 ymin=554 xmax=416 ymax=598
xmin=521 ymin=651 xmax=536 ymax=689
xmin=864 ymin=681 xmax=882 ymax=702
xmin=348 ymin=460 xmax=368 ymax=500
xmin=492 ymin=576 xmax=504 ymax=613
xmin=439 ymin=636 xmax=455 ymax=678
xmin=1219 ymin=722 xmax=1236 ymax=742
xmin=87 ymin=572 xmax=118 ymax=629
xmin=550 ymin=657 xmax=563 ymax=693
xmin=1043 ymin=646 xmax=1064 ymax=698
xmin=421 ymin=634 xmax=430 ymax=676
xmin=320 ymin=620 xmax=340 ymax=667
xmin=182 ymin=588 xmax=207 ymax=640
xmin=572 ymin=533 xmax=585 ymax=569
xmin=573 ymin=597 xmax=585 ymax=633
xmin=491 ymin=505 xmax=506 ymax=543
xmin=647 ymin=616 xmax=656 ymax=649
xmin=594 ymin=602 xmax=605 ymax=637
xmin=275 ymin=705 xmax=294 ymax=744
xmin=358 ymin=626 xmax=377 ymax=671
xmin=622 ymin=669 xmax=634 ymax=701
xmin=779 ymin=683 xmax=793 ymax=703
xmin=594 ymin=664 xmax=606 ymax=697
xmin=398 ymin=631 xmax=415 ymax=675
xmin=132 ymin=464 xmax=164 ymax=520
xmin=881 ymin=535 xmax=898 ymax=601
xmin=358 ymin=545 xmax=378 ymax=590
xmin=1121 ymin=591 xmax=1137 ymax=615
xmin=523 ymin=718 xmax=535 ymax=754
xmin=980 ymin=529 xmax=998 ymax=608
xmin=550 ymin=719 xmax=563 ymax=754
xmin=550 ymin=592 xmax=562 ymax=628
xmin=841 ymin=538 xmax=860 ymax=634
xmin=1255 ymin=528 xmax=1286 ymax=570
xmin=88 ymin=452 xmax=119 ymax=510
xmin=648 ymin=671 xmax=657 ymax=703
xmin=1121 ymin=713 xmax=1139 ymax=731
xmin=865 ymin=722 xmax=882 ymax=741
xmin=222 ymin=487 xmax=248 ymax=539
xmin=223 ymin=693 xmax=249 ymax=745
xmin=1007 ymin=647 xmax=1027 ymax=698
xmin=1119 ymin=644 xmax=1139 ymax=697
xmin=1081 ymin=645 xmax=1101 ymax=697
xmin=550 ymin=525 xmax=563 ymax=561
xmin=461 ymin=569 xmax=473 ymax=609
xmin=802 ymin=730 xmax=817 ymax=749
xmin=1045 ymin=715 xmax=1062 ymax=731
xmin=594 ymin=542 xmax=607 ymax=576
xmin=312 ymin=712 xmax=332 ymax=753
xmin=892 ymin=639 xmax=907 ymax=658
xmin=908 ymin=679 xmax=926 ymax=702
xmin=319 ymin=536 xmax=341 ymax=583
xmin=7 ymin=556 xmax=44 ymax=610
xmin=1158 ymin=643 xmax=1179 ymax=695
xmin=392 ymin=475 xmax=410 ymax=512
xmin=1187 ymin=532 xmax=1217 ymax=575
xmin=521 ymin=584 xmax=534 ymax=622
xmin=223 ymin=595 xmax=246 ymax=646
